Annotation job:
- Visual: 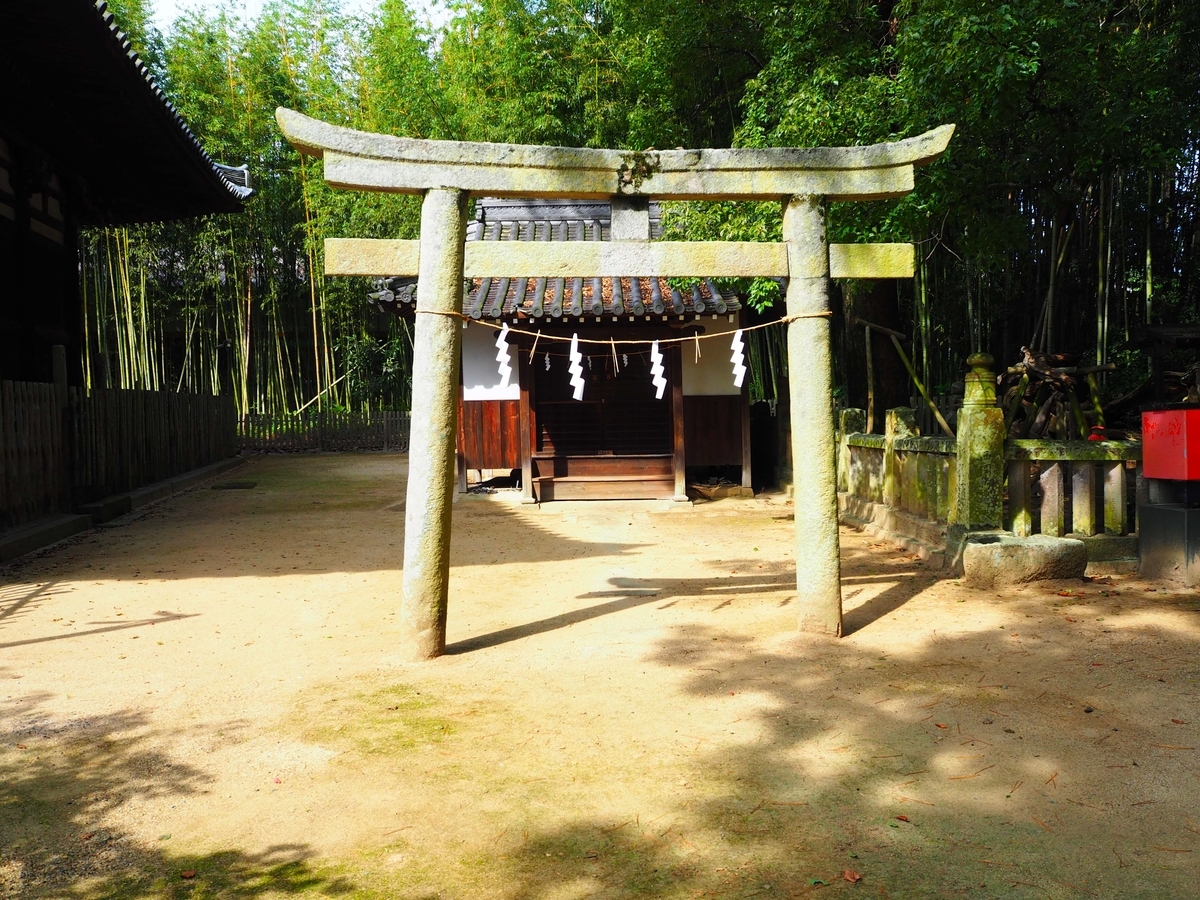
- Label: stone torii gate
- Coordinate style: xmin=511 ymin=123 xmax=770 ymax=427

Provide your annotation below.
xmin=276 ymin=108 xmax=953 ymax=659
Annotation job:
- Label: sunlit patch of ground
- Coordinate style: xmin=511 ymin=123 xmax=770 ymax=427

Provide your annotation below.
xmin=1 ymin=453 xmax=1197 ymax=898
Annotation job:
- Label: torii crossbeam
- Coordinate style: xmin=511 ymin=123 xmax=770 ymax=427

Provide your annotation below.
xmin=277 ymin=108 xmax=953 ymax=658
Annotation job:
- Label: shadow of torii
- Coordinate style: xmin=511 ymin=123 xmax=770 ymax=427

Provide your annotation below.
xmin=446 ymin=567 xmax=934 ymax=654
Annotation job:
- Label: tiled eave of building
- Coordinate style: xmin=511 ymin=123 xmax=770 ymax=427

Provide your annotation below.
xmin=0 ymin=0 xmax=250 ymax=226
xmin=368 ymin=199 xmax=741 ymax=324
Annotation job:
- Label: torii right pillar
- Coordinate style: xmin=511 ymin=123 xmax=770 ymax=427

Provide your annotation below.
xmin=784 ymin=195 xmax=842 ymax=635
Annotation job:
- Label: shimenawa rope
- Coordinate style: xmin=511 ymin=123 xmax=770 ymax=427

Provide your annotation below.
xmin=412 ymin=309 xmax=830 ymax=346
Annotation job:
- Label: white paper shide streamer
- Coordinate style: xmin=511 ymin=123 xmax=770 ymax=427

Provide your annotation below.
xmin=730 ymin=328 xmax=746 ymax=388
xmin=650 ymin=340 xmax=666 ymax=400
xmin=495 ymin=322 xmax=513 ymax=390
xmin=568 ymin=333 xmax=585 ymax=400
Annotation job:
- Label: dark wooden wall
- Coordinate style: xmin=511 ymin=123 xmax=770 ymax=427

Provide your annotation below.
xmin=0 ymin=138 xmax=82 ymax=386
xmin=684 ymin=395 xmax=744 ymax=467
xmin=458 ymin=398 xmax=520 ymax=470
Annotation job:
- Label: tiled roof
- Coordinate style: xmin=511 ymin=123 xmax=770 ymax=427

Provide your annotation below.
xmin=0 ymin=0 xmax=251 ymax=223
xmin=90 ymin=1 xmax=253 ymax=205
xmin=369 ymin=199 xmax=739 ymax=321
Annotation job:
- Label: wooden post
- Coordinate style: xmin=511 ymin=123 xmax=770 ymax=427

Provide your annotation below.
xmin=783 ymin=195 xmax=842 ymax=636
xmin=1040 ymin=461 xmax=1065 ymax=536
xmin=1071 ymin=461 xmax=1097 ymax=536
xmin=518 ymin=340 xmax=535 ymax=503
xmin=670 ymin=343 xmax=687 ymax=502
xmin=456 ymin=385 xmax=468 ymax=495
xmin=400 ymin=188 xmax=468 ymax=661
xmin=740 ymin=378 xmax=752 ymax=491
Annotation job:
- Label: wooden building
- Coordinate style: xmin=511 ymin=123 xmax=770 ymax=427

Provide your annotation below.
xmin=371 ymin=198 xmax=752 ymax=501
xmin=0 ymin=0 xmax=250 ymax=386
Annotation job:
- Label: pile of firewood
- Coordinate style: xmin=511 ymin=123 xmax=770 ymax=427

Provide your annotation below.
xmin=1004 ymin=346 xmax=1200 ymax=439
xmin=1002 ymin=347 xmax=1118 ymax=440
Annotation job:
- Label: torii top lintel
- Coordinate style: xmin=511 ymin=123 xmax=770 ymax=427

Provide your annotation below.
xmin=276 ymin=108 xmax=954 ymax=203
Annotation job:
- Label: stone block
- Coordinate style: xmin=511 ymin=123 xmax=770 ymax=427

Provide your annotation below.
xmin=962 ymin=533 xmax=1088 ymax=587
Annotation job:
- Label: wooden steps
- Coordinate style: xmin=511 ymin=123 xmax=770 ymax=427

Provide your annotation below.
xmin=531 ymin=453 xmax=674 ymax=500
xmin=533 ymin=474 xmax=673 ymax=501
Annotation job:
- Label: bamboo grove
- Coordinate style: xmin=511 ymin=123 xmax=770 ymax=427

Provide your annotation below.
xmin=85 ymin=0 xmax=1200 ymax=418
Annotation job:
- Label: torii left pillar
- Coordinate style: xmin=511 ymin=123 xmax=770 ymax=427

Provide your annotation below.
xmin=400 ymin=188 xmax=468 ymax=659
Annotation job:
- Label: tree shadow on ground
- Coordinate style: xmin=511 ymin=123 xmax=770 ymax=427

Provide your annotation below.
xmin=475 ymin=584 xmax=1200 ymax=899
xmin=0 ymin=455 xmax=644 ymax=585
xmin=0 ymin=704 xmax=353 ymax=899
xmin=0 ymin=581 xmax=77 ymax=632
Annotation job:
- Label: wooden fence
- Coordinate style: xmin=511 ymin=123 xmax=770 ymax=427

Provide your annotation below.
xmin=912 ymin=393 xmax=961 ymax=437
xmin=0 ymin=381 xmax=70 ymax=528
xmin=69 ymin=388 xmax=237 ymax=501
xmin=239 ymin=411 xmax=410 ymax=453
xmin=0 ymin=381 xmax=237 ymax=531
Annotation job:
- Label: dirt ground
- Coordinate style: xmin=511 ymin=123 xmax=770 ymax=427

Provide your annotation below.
xmin=1 ymin=453 xmax=1198 ymax=899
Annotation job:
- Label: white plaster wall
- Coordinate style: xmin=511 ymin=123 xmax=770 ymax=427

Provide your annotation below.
xmin=681 ymin=314 xmax=742 ymax=396
xmin=461 ymin=321 xmax=519 ymax=400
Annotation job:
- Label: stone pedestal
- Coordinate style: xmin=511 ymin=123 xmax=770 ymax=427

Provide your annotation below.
xmin=948 ymin=353 xmax=1006 ymax=568
xmin=955 ymin=353 xmax=1005 ymax=529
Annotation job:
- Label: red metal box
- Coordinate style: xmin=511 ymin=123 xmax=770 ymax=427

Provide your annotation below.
xmin=1143 ymin=409 xmax=1200 ymax=480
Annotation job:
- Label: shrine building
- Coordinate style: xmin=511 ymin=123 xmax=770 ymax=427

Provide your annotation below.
xmin=369 ymin=198 xmax=755 ymax=502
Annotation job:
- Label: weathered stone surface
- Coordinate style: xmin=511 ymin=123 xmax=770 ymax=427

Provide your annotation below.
xmin=837 ymin=409 xmax=867 ymax=494
xmin=838 ymin=494 xmax=948 ymax=566
xmin=609 ymin=196 xmax=650 ymax=240
xmin=829 ymin=243 xmax=914 ymax=279
xmin=277 ymin=108 xmax=954 ymax=202
xmin=883 ymin=407 xmax=917 ymax=510
xmin=326 ymin=238 xmax=420 ymax=277
xmin=400 ymin=188 xmax=469 ymax=660
xmin=840 ymin=408 xmax=867 ymax=435
xmin=467 ymin=239 xmax=787 ymax=278
xmin=962 ymin=534 xmax=1088 ymax=587
xmin=1040 ymin=461 xmax=1066 ymax=536
xmin=1071 ymin=461 xmax=1097 ymax=536
xmin=325 ymin=237 xmax=917 ymax=280
xmin=1103 ymin=461 xmax=1129 ymax=535
xmin=955 ymin=353 xmax=1005 ymax=529
xmin=784 ymin=195 xmax=842 ymax=636
xmin=1006 ymin=439 xmax=1141 ymax=462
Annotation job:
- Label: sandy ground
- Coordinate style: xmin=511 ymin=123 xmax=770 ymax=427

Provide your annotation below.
xmin=1 ymin=453 xmax=1198 ymax=899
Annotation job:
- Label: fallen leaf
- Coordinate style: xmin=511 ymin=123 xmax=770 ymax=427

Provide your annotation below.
xmin=181 ymin=870 xmax=196 ymax=880
xmin=935 ymin=723 xmax=948 ymax=729
xmin=895 ymin=815 xmax=909 ymax=822
xmin=1172 ymin=719 xmax=1187 ymax=725
xmin=842 ymin=870 xmax=863 ymax=883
